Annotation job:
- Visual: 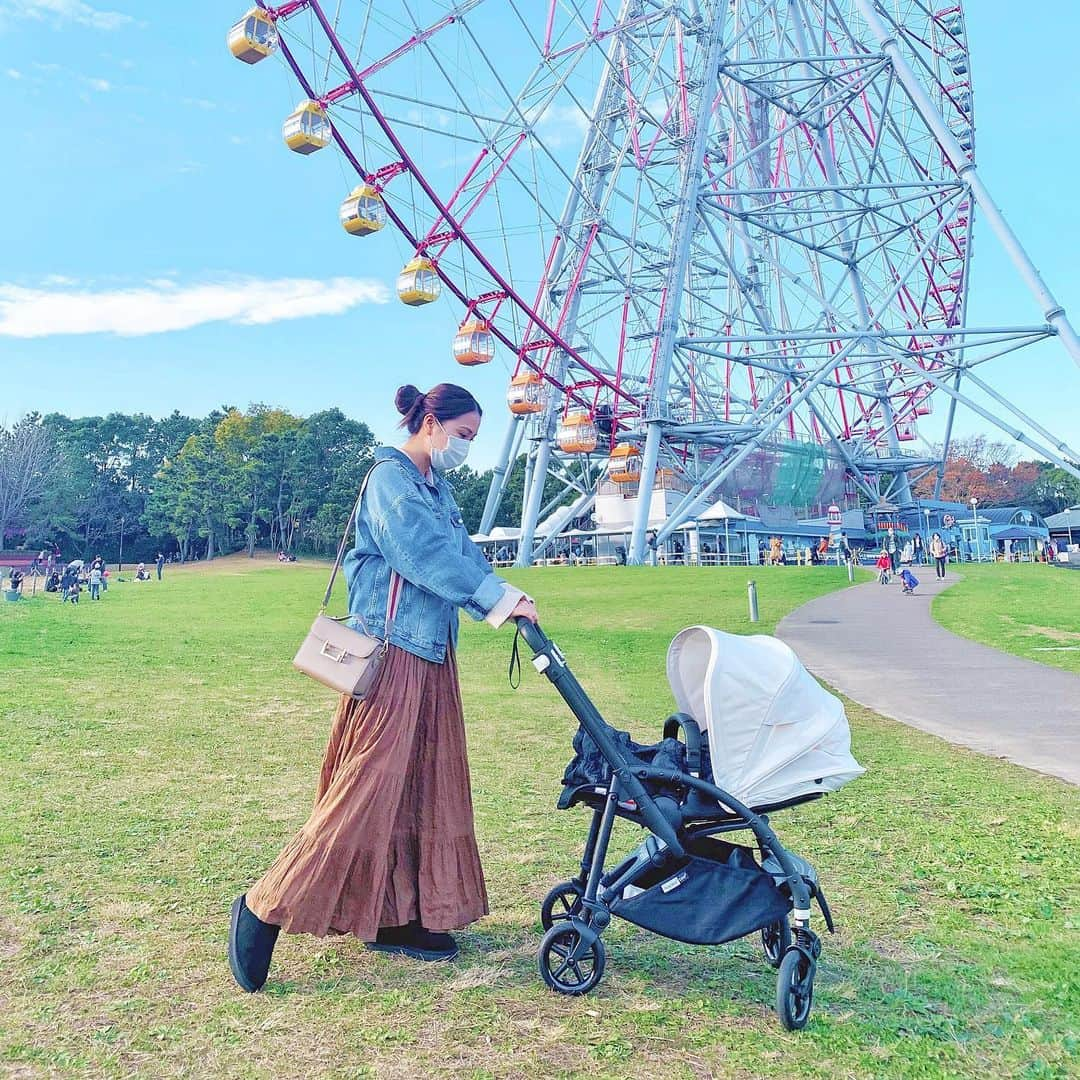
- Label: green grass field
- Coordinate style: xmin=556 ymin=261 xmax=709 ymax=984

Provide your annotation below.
xmin=932 ymin=563 xmax=1080 ymax=675
xmin=2 ymin=559 xmax=1077 ymax=1078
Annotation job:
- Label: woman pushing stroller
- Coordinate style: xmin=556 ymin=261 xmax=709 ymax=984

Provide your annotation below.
xmin=229 ymin=383 xmax=538 ymax=992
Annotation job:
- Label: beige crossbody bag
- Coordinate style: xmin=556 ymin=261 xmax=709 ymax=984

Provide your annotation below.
xmin=293 ymin=463 xmax=401 ymax=698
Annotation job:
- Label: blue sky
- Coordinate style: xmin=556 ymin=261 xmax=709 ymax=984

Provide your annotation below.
xmin=0 ymin=0 xmax=1078 ymax=468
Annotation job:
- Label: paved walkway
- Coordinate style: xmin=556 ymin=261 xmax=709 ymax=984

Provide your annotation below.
xmin=776 ymin=572 xmax=1080 ymax=785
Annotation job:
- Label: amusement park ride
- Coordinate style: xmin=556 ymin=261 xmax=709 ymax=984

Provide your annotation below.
xmin=229 ymin=1 xmax=1080 ymax=565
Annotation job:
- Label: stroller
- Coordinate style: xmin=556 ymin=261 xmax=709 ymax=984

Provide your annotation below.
xmin=516 ymin=620 xmax=864 ymax=1030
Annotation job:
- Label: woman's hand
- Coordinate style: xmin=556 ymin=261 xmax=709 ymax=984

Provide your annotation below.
xmin=511 ymin=597 xmax=539 ymax=624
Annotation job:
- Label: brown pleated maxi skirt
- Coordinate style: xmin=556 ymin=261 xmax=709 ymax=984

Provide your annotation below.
xmin=246 ymin=644 xmax=488 ymax=939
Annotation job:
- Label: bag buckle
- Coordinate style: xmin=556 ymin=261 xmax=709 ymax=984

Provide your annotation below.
xmin=320 ymin=640 xmax=348 ymax=662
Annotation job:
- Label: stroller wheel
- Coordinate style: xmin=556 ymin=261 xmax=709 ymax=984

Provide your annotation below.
xmin=776 ymin=948 xmax=815 ymax=1031
xmin=760 ymin=916 xmax=791 ymax=969
xmin=538 ymin=924 xmax=605 ymax=996
xmin=540 ymin=880 xmax=585 ymax=931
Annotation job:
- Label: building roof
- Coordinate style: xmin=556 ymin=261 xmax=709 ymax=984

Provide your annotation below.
xmin=992 ymin=525 xmax=1046 ymax=541
xmin=1045 ymin=506 xmax=1080 ymax=529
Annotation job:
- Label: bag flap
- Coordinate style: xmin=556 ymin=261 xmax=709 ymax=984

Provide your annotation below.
xmin=307 ymin=614 xmax=384 ymax=659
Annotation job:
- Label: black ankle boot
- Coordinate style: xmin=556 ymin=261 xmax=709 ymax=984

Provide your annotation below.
xmin=229 ymin=894 xmax=280 ymax=992
xmin=367 ymin=920 xmax=458 ymax=962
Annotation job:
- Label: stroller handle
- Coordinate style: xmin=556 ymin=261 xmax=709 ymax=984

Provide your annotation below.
xmin=513 ymin=616 xmax=685 ymax=858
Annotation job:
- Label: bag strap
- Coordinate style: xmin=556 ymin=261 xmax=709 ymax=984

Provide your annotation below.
xmin=321 ymin=461 xmax=400 ymax=634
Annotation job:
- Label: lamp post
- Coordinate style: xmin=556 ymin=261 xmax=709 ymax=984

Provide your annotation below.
xmin=117 ymin=515 xmax=125 ymax=572
xmin=923 ymin=507 xmax=931 ymax=560
xmin=969 ymin=497 xmax=980 ymax=562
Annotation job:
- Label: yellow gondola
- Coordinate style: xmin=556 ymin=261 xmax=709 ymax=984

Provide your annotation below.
xmin=339 ymin=184 xmax=386 ymax=236
xmin=397 ymin=257 xmax=441 ymax=306
xmin=283 ymin=100 xmax=331 ymax=155
xmin=453 ymin=319 xmax=495 ymax=366
xmin=228 ymin=8 xmax=277 ymax=64
xmin=507 ymin=372 xmax=545 ymax=415
xmin=556 ymin=411 xmax=598 ymax=453
xmin=607 ymin=444 xmax=641 ymax=483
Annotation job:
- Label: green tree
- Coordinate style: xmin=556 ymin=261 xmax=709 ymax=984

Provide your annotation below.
xmin=1028 ymin=466 xmax=1080 ymax=517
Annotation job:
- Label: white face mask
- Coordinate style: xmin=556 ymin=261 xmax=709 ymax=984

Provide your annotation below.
xmin=430 ymin=418 xmax=471 ymax=471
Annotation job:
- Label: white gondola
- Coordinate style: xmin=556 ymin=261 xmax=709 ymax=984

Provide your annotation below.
xmin=666 ymin=626 xmax=864 ymax=807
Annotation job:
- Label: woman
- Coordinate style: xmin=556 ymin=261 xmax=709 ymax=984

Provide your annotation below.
xmin=229 ymin=383 xmax=537 ymax=991
xmin=912 ymin=532 xmax=924 ymax=565
xmin=929 ymin=531 xmax=948 ymax=579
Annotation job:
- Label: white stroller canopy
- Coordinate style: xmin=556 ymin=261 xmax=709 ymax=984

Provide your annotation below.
xmin=666 ymin=626 xmax=864 ymax=807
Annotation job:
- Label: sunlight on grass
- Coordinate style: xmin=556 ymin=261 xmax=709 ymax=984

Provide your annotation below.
xmin=1 ymin=557 xmax=1077 ymax=1078
xmin=933 ymin=564 xmax=1080 ymax=674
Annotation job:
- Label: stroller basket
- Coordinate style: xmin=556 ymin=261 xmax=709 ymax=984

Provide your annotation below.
xmin=612 ymin=838 xmax=790 ymax=946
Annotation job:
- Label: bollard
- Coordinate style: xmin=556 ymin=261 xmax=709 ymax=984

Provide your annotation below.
xmin=847 ymin=558 xmax=855 ymax=583
xmin=748 ymin=580 xmax=759 ymax=623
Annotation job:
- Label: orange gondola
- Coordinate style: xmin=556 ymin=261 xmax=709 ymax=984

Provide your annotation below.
xmin=507 ymin=372 xmax=545 ymax=415
xmin=607 ymin=444 xmax=641 ymax=483
xmin=453 ymin=319 xmax=495 ymax=366
xmin=556 ymin=411 xmax=598 ymax=453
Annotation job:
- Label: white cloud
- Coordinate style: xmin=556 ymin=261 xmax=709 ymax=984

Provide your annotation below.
xmin=0 ymin=277 xmax=391 ymax=338
xmin=6 ymin=67 xmax=21 ymax=78
xmin=1 ymin=0 xmax=132 ymax=30
xmin=86 ymin=76 xmax=110 ymax=91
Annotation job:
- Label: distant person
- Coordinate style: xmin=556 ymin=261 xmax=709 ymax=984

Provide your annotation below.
xmin=912 ymin=533 xmax=924 ymax=565
xmin=769 ymin=536 xmax=782 ymax=566
xmin=875 ymin=549 xmax=892 ymax=584
xmin=929 ymin=532 xmax=948 ymax=579
xmin=835 ymin=531 xmax=850 ymax=566
xmin=88 ymin=565 xmax=102 ymax=600
xmin=900 ymin=539 xmax=914 ymax=566
xmin=156 ymin=552 xmax=165 ymax=580
xmin=1046 ymin=541 xmax=1056 ymax=563
xmin=615 ymin=544 xmax=627 ymax=565
xmin=9 ymin=568 xmax=24 ymax=594
xmin=817 ymin=536 xmax=829 ymax=562
xmin=67 ymin=577 xmax=80 ymax=604
xmin=886 ymin=528 xmax=899 ymax=572
xmin=898 ymin=567 xmax=920 ymax=595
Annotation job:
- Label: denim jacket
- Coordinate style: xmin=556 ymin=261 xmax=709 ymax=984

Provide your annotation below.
xmin=342 ymin=446 xmax=507 ymax=663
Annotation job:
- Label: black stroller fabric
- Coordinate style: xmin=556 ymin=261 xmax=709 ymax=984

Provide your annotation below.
xmin=611 ymin=838 xmax=791 ymax=945
xmin=562 ymin=723 xmax=712 ymax=788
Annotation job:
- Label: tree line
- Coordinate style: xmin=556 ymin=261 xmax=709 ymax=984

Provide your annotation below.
xmin=0 ymin=408 xmax=545 ymax=562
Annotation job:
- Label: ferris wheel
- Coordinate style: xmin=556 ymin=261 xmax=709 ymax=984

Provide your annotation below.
xmin=229 ymin=1 xmax=1080 ymax=564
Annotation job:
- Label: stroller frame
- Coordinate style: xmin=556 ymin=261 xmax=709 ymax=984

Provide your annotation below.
xmin=517 ymin=618 xmax=829 ymax=1030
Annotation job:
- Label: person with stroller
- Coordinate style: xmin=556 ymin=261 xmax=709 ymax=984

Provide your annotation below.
xmin=875 ymin=548 xmax=891 ymax=584
xmin=229 ymin=383 xmax=539 ymax=992
xmin=929 ymin=532 xmax=948 ymax=579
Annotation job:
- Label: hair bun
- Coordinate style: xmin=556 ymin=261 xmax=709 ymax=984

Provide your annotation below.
xmin=395 ymin=384 xmax=423 ymax=416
